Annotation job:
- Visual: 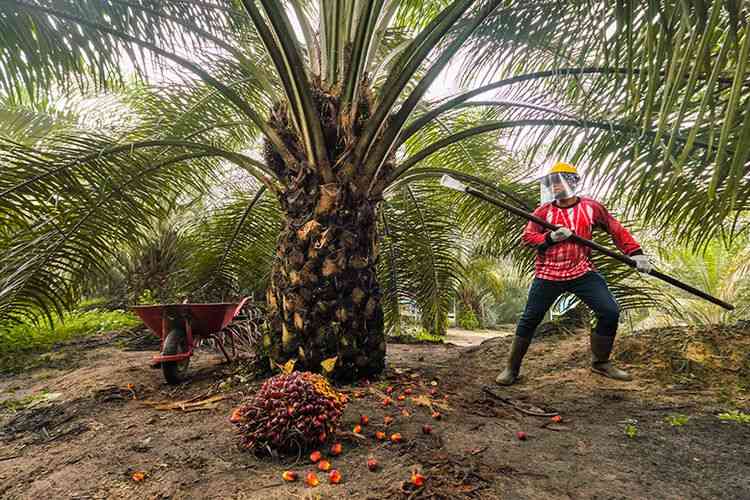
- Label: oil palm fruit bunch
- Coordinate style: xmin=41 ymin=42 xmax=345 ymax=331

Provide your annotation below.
xmin=230 ymin=371 xmax=347 ymax=454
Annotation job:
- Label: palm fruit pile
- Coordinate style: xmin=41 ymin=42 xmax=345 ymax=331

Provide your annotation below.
xmin=230 ymin=371 xmax=348 ymax=454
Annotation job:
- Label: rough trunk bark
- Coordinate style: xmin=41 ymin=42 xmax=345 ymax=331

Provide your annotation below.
xmin=263 ymin=179 xmax=386 ymax=381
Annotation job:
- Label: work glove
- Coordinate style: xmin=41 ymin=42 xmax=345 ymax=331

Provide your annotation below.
xmin=550 ymin=227 xmax=573 ymax=242
xmin=631 ymin=254 xmax=653 ymax=274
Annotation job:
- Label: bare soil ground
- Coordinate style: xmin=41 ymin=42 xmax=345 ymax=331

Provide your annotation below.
xmin=1 ymin=325 xmax=749 ymax=500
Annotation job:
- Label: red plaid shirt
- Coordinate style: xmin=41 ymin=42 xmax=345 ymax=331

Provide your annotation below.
xmin=523 ymin=197 xmax=642 ymax=281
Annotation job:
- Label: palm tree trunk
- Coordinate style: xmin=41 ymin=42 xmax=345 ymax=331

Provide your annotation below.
xmin=263 ymin=180 xmax=386 ymax=380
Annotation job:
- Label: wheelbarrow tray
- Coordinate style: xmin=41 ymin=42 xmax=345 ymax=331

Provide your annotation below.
xmin=131 ymin=299 xmax=248 ymax=340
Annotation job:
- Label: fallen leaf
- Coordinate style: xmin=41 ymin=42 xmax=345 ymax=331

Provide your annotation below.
xmin=544 ymin=423 xmax=571 ymax=432
xmin=142 ymin=394 xmax=227 ymax=412
xmin=282 ymin=359 xmax=296 ymax=374
xmin=320 ymin=357 xmax=338 ymax=375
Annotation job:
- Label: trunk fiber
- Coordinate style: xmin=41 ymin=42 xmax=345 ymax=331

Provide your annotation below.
xmin=263 ymin=181 xmax=386 ymax=381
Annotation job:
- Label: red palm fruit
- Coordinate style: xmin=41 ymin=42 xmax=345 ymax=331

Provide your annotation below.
xmin=411 ymin=471 xmax=426 ymax=487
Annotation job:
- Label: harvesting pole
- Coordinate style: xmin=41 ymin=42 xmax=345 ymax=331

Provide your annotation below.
xmin=439 ymin=175 xmax=734 ymax=311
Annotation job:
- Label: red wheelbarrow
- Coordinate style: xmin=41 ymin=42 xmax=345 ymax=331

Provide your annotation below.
xmin=131 ymin=298 xmax=249 ymax=384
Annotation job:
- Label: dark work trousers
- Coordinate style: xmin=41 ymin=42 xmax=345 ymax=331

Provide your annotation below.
xmin=515 ymin=271 xmax=620 ymax=339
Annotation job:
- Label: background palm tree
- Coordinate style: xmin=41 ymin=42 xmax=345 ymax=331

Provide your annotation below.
xmin=1 ymin=1 xmax=748 ymax=379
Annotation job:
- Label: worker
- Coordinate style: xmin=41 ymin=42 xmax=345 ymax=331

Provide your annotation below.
xmin=496 ymin=162 xmax=652 ymax=385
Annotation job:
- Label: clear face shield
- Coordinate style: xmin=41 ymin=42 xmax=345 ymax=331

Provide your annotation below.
xmin=540 ymin=172 xmax=580 ymax=204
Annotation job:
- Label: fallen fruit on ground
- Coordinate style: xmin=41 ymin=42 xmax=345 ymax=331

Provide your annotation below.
xmin=516 ymin=431 xmax=527 ymax=441
xmin=382 ymin=397 xmax=392 ymax=406
xmin=397 ymin=395 xmax=406 ymax=401
xmin=306 ymin=472 xmax=319 ymax=487
xmin=131 ymin=471 xmax=145 ymax=482
xmin=411 ymin=470 xmax=426 ymax=487
xmin=551 ymin=415 xmax=563 ymax=423
xmin=432 ymin=411 xmax=442 ymax=420
xmin=310 ymin=450 xmax=322 ymax=463
xmin=353 ymin=424 xmax=362 ymax=433
xmin=367 ymin=457 xmax=378 ymax=471
xmin=282 ymin=471 xmax=298 ymax=481
xmin=422 ymin=424 xmax=432 ymax=434
xmin=330 ymin=442 xmax=342 ymax=456
xmin=329 ymin=469 xmax=342 ymax=484
xmin=383 ymin=415 xmax=394 ymax=425
xmin=375 ymin=431 xmax=386 ymax=440
xmin=404 ymin=388 xmax=413 ymax=395
xmin=230 ymin=371 xmax=347 ymax=454
xmin=360 ymin=415 xmax=369 ymax=426
xmin=390 ymin=432 xmax=403 ymax=443
xmin=386 ymin=386 xmax=394 ymax=394
xmin=317 ymin=459 xmax=332 ymax=471
xmin=229 ymin=408 xmax=243 ymax=423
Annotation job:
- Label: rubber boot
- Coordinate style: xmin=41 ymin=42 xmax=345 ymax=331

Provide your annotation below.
xmin=495 ymin=336 xmax=532 ymax=386
xmin=590 ymin=334 xmax=632 ymax=381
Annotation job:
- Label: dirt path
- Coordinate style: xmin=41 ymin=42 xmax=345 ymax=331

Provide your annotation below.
xmin=1 ymin=329 xmax=749 ymax=499
xmin=444 ymin=327 xmax=513 ymax=347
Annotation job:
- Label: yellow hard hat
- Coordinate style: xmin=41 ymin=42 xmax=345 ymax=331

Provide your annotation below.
xmin=549 ymin=162 xmax=578 ymax=175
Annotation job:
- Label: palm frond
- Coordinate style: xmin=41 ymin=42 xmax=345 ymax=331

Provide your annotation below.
xmin=184 ymin=181 xmax=283 ymax=300
xmin=379 ymin=179 xmax=464 ymax=335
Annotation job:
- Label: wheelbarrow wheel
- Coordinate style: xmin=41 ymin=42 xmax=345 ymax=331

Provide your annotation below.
xmin=162 ymin=328 xmax=190 ymax=385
